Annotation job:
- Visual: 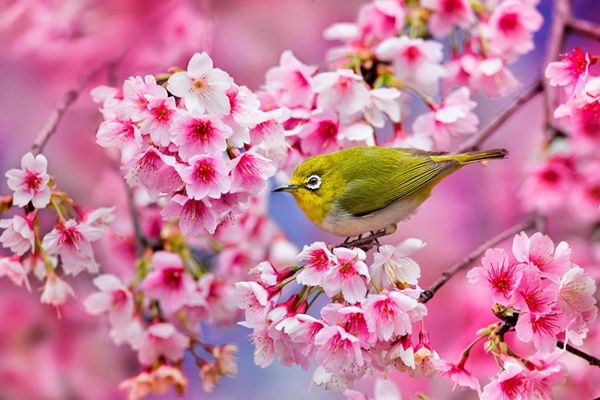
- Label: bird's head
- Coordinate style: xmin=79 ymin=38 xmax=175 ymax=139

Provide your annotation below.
xmin=273 ymin=154 xmax=344 ymax=225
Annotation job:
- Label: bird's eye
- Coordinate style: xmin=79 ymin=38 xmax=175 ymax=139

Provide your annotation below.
xmin=306 ymin=175 xmax=321 ymax=190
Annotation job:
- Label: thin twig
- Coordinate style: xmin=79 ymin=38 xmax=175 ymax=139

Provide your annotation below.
xmin=418 ymin=216 xmax=536 ymax=303
xmin=457 ymin=80 xmax=544 ymax=153
xmin=557 ymin=341 xmax=600 ymax=368
xmin=30 ymin=63 xmax=109 ymax=156
xmin=567 ymin=18 xmax=600 ymax=40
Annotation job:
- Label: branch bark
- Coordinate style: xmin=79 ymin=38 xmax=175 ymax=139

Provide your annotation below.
xmin=30 ymin=63 xmax=108 ymax=155
xmin=557 ymin=341 xmax=600 ymax=368
xmin=457 ymin=80 xmax=543 ymax=153
xmin=419 ymin=216 xmax=536 ymax=303
xmin=567 ymin=18 xmax=600 ymax=40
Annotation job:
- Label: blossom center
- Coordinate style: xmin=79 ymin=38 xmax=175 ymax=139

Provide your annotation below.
xmin=403 ymin=45 xmax=422 ymax=64
xmin=191 ymin=120 xmax=213 ymax=141
xmin=162 ymin=267 xmax=184 ymax=289
xmin=58 ymin=226 xmax=83 ymax=247
xmin=498 ymin=12 xmax=519 ymax=33
xmin=151 ymin=103 xmax=173 ymax=122
xmin=442 ymin=0 xmax=465 ymax=13
xmin=194 ymin=161 xmax=216 ymax=182
xmin=24 ymin=171 xmax=42 ymax=191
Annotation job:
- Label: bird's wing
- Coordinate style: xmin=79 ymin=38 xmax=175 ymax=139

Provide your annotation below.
xmin=335 ymin=149 xmax=458 ymax=217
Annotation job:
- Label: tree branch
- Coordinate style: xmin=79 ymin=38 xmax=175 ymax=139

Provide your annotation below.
xmin=30 ymin=63 xmax=109 ymax=155
xmin=567 ymin=18 xmax=600 ymax=40
xmin=557 ymin=341 xmax=600 ymax=368
xmin=123 ymin=181 xmax=147 ymax=259
xmin=457 ymin=80 xmax=544 ymax=153
xmin=419 ymin=216 xmax=536 ymax=303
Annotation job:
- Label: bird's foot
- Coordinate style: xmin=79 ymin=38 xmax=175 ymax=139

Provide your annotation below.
xmin=338 ymin=224 xmax=397 ymax=251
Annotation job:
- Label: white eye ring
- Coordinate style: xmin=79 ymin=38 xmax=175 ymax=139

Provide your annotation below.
xmin=306 ymin=175 xmax=321 ymax=190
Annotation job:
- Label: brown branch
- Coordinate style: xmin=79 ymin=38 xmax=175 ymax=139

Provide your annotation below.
xmin=457 ymin=80 xmax=544 ymax=153
xmin=557 ymin=341 xmax=600 ymax=368
xmin=419 ymin=216 xmax=536 ymax=303
xmin=30 ymin=63 xmax=109 ymax=156
xmin=567 ymin=18 xmax=600 ymax=40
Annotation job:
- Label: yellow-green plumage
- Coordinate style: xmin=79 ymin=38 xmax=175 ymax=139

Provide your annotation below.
xmin=280 ymin=146 xmax=507 ymax=237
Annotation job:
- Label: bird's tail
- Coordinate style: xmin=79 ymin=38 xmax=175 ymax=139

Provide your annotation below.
xmin=431 ymin=149 xmax=508 ymax=165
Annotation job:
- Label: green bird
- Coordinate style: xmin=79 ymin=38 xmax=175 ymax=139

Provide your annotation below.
xmin=273 ymin=146 xmax=507 ymax=238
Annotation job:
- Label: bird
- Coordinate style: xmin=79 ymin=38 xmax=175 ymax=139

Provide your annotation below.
xmin=273 ymin=146 xmax=507 ymax=239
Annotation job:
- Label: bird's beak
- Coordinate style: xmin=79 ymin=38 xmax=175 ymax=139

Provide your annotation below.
xmin=272 ymin=184 xmax=299 ymax=193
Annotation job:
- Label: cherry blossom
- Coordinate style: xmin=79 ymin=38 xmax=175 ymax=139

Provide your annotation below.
xmin=171 ymin=112 xmax=232 ymax=161
xmin=138 ymin=323 xmax=190 ymax=365
xmin=0 ymin=214 xmax=35 ymax=256
xmin=42 ymin=220 xmax=103 ymax=275
xmin=296 ymin=242 xmax=336 ymax=287
xmin=125 ymin=148 xmax=184 ymax=197
xmin=376 ymin=36 xmax=446 ymax=94
xmin=412 ymin=87 xmax=478 ymax=149
xmin=545 ymin=47 xmax=592 ymax=88
xmin=0 ymin=256 xmax=30 ymax=289
xmin=229 ymin=152 xmax=276 ymax=193
xmin=422 ymin=0 xmax=474 ymax=38
xmin=180 ymin=155 xmax=230 ymax=200
xmin=322 ymin=247 xmax=370 ymax=303
xmin=363 ymin=290 xmax=426 ymax=340
xmin=467 ymin=248 xmax=523 ymax=304
xmin=40 ymin=275 xmax=74 ymax=306
xmin=312 ymin=69 xmax=370 ymax=116
xmin=84 ymin=274 xmax=134 ymax=329
xmin=5 ymin=152 xmax=52 ymax=208
xmin=140 ymin=252 xmax=198 ymax=315
xmin=167 ymin=52 xmax=233 ymax=116
xmin=435 ymin=357 xmax=480 ymax=392
xmin=265 ymin=50 xmax=316 ymax=109
xmin=512 ymin=232 xmax=572 ymax=281
xmin=161 ymin=195 xmax=218 ymax=236
xmin=314 ymin=326 xmax=364 ymax=372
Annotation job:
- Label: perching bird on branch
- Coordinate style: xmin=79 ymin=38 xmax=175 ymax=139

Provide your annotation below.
xmin=274 ymin=146 xmax=507 ymax=239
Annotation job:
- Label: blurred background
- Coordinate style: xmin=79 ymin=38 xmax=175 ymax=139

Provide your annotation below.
xmin=0 ymin=0 xmax=599 ymax=399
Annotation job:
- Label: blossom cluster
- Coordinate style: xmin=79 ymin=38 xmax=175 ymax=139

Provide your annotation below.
xmin=87 ymin=51 xmax=301 ymax=398
xmin=93 ymin=51 xmax=277 ymax=236
xmin=521 ymin=47 xmax=600 ymax=221
xmin=237 ymin=239 xmax=434 ymax=394
xmin=254 ymin=0 xmax=543 ymax=157
xmin=433 ymin=231 xmax=597 ymax=397
xmin=1 ymin=152 xmax=113 ymax=306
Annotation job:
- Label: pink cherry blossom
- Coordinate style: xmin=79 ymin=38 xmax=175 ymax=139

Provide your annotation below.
xmin=138 ymin=323 xmax=190 ymax=365
xmin=140 ymin=251 xmax=197 ymax=315
xmin=265 ymin=50 xmax=316 ymax=109
xmin=122 ymin=75 xmax=164 ymax=119
xmin=235 ymin=281 xmax=272 ymax=327
xmin=487 ymin=0 xmax=543 ymax=61
xmin=296 ymin=241 xmax=336 ymax=287
xmin=40 ymin=275 xmax=74 ymax=305
xmin=467 ymin=248 xmax=523 ymax=304
xmin=470 ymin=57 xmax=519 ymax=97
xmin=138 ymin=87 xmax=177 ymax=147
xmin=96 ymin=114 xmax=142 ymax=163
xmin=322 ymin=247 xmax=370 ymax=303
xmin=276 ymin=313 xmax=325 ymax=349
xmin=5 ymin=152 xmax=52 ymax=208
xmin=410 ymin=331 xmax=440 ymax=377
xmin=312 ymin=69 xmax=370 ymax=116
xmin=0 ymin=256 xmax=30 ymax=290
xmin=229 ymin=152 xmax=276 ymax=194
xmin=369 ymin=239 xmax=423 ymax=289
xmin=42 ymin=219 xmax=102 ymax=275
xmin=344 ymin=378 xmax=402 ymax=400
xmin=363 ymin=290 xmax=427 ymax=341
xmin=0 ymin=214 xmax=35 ymax=256
xmin=171 ymin=112 xmax=233 ymax=161
xmin=376 ymin=36 xmax=446 ymax=94
xmin=571 ymin=162 xmax=600 ymax=220
xmin=480 ymin=360 xmax=529 ymax=400
xmin=545 ymin=47 xmax=592 ymax=88
xmin=413 ymin=87 xmax=478 ymax=149
xmin=334 ymin=305 xmax=374 ymax=346
xmin=512 ymin=232 xmax=572 ymax=280
xmin=84 ymin=274 xmax=134 ymax=328
xmin=167 ymin=52 xmax=233 ymax=116
xmin=435 ymin=357 xmax=480 ymax=392
xmin=520 ymin=154 xmax=579 ymax=214
xmin=125 ymin=148 xmax=184 ymax=197
xmin=162 ymin=195 xmax=218 ymax=236
xmin=363 ymin=88 xmax=402 ymax=128
xmin=512 ymin=266 xmax=556 ymax=315
xmin=515 ymin=307 xmax=566 ymax=353
xmin=314 ymin=326 xmax=364 ymax=372
xmin=422 ymin=0 xmax=474 ymax=37
xmin=180 ymin=155 xmax=230 ymax=200
xmin=558 ymin=266 xmax=596 ymax=317
xmin=355 ymin=1 xmax=406 ymax=42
